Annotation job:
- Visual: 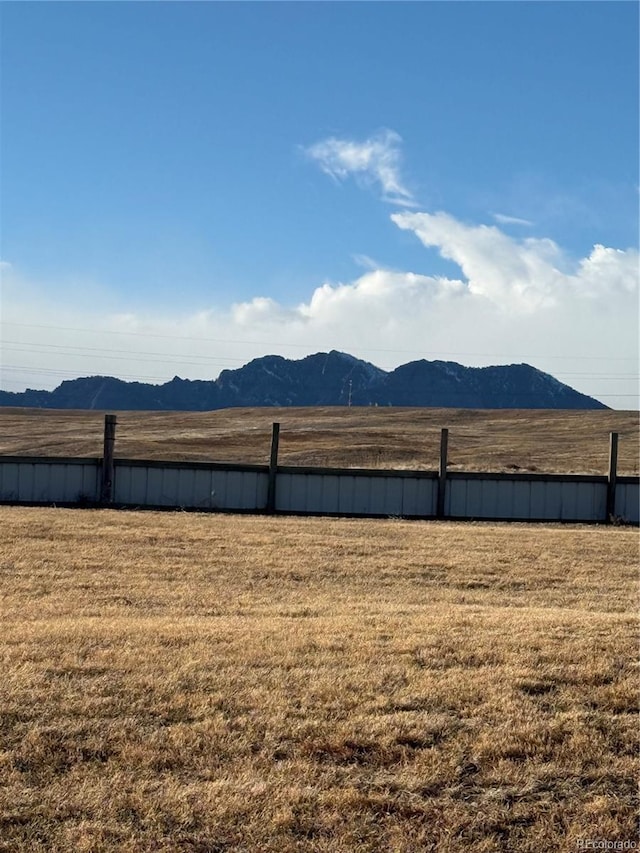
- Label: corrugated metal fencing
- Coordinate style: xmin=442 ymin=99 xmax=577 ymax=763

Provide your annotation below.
xmin=0 ymin=457 xmax=101 ymax=505
xmin=114 ymin=461 xmax=268 ymax=511
xmin=275 ymin=468 xmax=438 ymax=517
xmin=614 ymin=480 xmax=639 ymax=524
xmin=0 ymin=456 xmax=638 ymax=524
xmin=0 ymin=421 xmax=637 ymax=523
xmin=446 ymin=473 xmax=610 ymax=522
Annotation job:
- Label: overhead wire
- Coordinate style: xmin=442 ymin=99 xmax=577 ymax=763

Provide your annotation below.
xmin=2 ymin=322 xmax=637 ymax=404
xmin=1 ymin=340 xmax=638 ymax=382
xmin=2 ymin=319 xmax=637 ymax=363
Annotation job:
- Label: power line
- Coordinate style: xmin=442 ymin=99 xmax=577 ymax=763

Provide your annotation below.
xmin=0 ymin=365 xmax=172 ymax=383
xmin=1 ymin=340 xmax=638 ymax=381
xmin=1 ymin=341 xmax=246 ymax=368
xmin=2 ymin=320 xmax=637 ymax=362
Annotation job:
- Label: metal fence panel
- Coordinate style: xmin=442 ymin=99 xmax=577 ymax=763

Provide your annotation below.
xmin=67 ymin=464 xmax=100 ymax=503
xmin=113 ymin=463 xmax=268 ymax=510
xmin=227 ymin=470 xmax=267 ymax=510
xmin=418 ymin=477 xmax=439 ymax=517
xmin=448 ymin=478 xmax=474 ymax=517
xmin=559 ymin=481 xmax=577 ymax=520
xmin=401 ymin=477 xmax=418 ymax=515
xmin=572 ymin=481 xmax=606 ymax=522
xmin=304 ymin=472 xmax=324 ymax=511
xmin=447 ymin=476 xmax=607 ymax=521
xmin=367 ymin=477 xmax=389 ymax=515
xmin=194 ymin=469 xmax=213 ymax=507
xmin=276 ymin=472 xmax=323 ymax=513
xmin=0 ymin=460 xmax=100 ymax=503
xmin=615 ymin=482 xmax=640 ymax=524
xmin=352 ymin=476 xmax=372 ymax=514
xmin=114 ymin=465 xmax=133 ymax=503
xmin=275 ymin=471 xmax=437 ymax=516
xmin=337 ymin=476 xmax=355 ymax=514
xmin=381 ymin=477 xmax=400 ymax=515
xmin=321 ymin=475 xmax=341 ymax=513
xmin=512 ymin=481 xmax=530 ymax=518
xmin=174 ymin=468 xmax=191 ymax=507
xmin=483 ymin=480 xmax=500 ymax=518
xmin=528 ymin=480 xmax=545 ymax=518
xmin=0 ymin=463 xmax=20 ymax=498
xmin=209 ymin=469 xmax=229 ymax=509
xmin=154 ymin=467 xmax=181 ymax=507
xmin=34 ymin=465 xmax=50 ymax=498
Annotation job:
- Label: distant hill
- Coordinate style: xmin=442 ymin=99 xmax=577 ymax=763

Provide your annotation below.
xmin=0 ymin=350 xmax=608 ymax=410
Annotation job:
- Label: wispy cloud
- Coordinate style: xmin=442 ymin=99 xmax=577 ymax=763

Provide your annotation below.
xmin=304 ymin=129 xmax=417 ymax=207
xmin=351 ymin=253 xmax=385 ymax=271
xmin=492 ymin=213 xmax=534 ymax=227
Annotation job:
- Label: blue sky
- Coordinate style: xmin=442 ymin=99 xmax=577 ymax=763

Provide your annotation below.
xmin=1 ymin=1 xmax=638 ymax=408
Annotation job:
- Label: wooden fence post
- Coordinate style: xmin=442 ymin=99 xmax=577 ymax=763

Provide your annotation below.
xmin=437 ymin=428 xmax=449 ymax=519
xmin=606 ymin=431 xmax=618 ymax=523
xmin=100 ymin=414 xmax=117 ymax=504
xmin=266 ymin=422 xmax=280 ymax=513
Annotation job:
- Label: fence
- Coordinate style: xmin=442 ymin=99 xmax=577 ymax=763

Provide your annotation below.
xmin=0 ymin=417 xmax=638 ymax=524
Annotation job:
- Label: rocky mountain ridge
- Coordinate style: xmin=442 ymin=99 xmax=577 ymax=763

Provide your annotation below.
xmin=0 ymin=350 xmax=607 ymax=410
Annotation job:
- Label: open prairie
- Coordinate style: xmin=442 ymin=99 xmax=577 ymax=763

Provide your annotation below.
xmin=0 ymin=406 xmax=638 ymax=474
xmin=1 ymin=507 xmax=638 ymax=852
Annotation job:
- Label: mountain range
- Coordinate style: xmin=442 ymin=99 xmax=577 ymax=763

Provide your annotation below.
xmin=0 ymin=351 xmax=607 ymax=411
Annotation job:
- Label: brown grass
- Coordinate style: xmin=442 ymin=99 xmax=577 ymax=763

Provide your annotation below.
xmin=0 ymin=406 xmax=638 ymax=474
xmin=1 ymin=507 xmax=638 ymax=851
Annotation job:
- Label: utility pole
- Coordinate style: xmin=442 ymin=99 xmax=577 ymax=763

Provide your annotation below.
xmin=348 ymin=379 xmax=353 ymax=407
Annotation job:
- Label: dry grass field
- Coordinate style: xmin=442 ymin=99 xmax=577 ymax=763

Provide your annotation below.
xmin=0 ymin=406 xmax=638 ymax=475
xmin=1 ymin=507 xmax=638 ymax=852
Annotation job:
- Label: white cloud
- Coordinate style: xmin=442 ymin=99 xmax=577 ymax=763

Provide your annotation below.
xmin=390 ymin=210 xmax=638 ymax=312
xmin=304 ymin=129 xmax=417 ymax=207
xmin=1 ymin=211 xmax=638 ymax=408
xmin=575 ymin=244 xmax=640 ymax=297
xmin=231 ymin=296 xmax=296 ymax=326
xmin=492 ymin=213 xmax=534 ymax=227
